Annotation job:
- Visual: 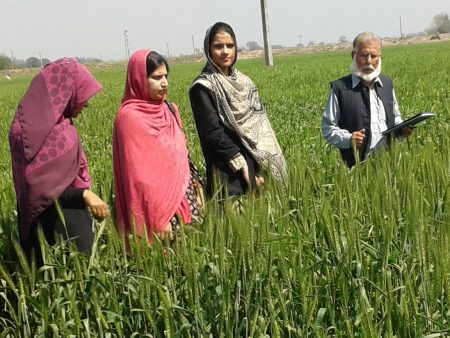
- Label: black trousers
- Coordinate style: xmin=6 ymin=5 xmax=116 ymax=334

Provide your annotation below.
xmin=20 ymin=205 xmax=95 ymax=266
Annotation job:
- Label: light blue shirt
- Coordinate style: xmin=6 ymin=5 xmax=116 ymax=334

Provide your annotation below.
xmin=321 ymin=74 xmax=403 ymax=154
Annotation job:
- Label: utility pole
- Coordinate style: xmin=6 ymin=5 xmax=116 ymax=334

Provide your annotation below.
xmin=298 ymin=34 xmax=302 ymax=47
xmin=192 ymin=35 xmax=196 ymax=55
xmin=10 ymin=50 xmax=15 ymax=68
xmin=399 ymin=16 xmax=403 ymax=39
xmin=260 ymin=0 xmax=273 ymax=67
xmin=166 ymin=42 xmax=170 ymax=58
xmin=124 ymin=29 xmax=130 ymax=60
xmin=38 ymin=51 xmax=43 ymax=67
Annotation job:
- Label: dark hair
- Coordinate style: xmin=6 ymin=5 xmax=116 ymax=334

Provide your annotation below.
xmin=208 ymin=22 xmax=237 ymax=47
xmin=146 ymin=51 xmax=169 ymax=77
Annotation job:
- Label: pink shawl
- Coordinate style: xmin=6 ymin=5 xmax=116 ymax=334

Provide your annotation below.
xmin=113 ymin=49 xmax=191 ymax=241
xmin=8 ymin=58 xmax=102 ymax=239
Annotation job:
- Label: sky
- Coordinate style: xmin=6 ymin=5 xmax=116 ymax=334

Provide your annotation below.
xmin=1 ymin=0 xmax=449 ymax=61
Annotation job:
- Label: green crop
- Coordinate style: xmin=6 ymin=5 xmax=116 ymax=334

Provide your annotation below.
xmin=0 ymin=42 xmax=448 ymax=337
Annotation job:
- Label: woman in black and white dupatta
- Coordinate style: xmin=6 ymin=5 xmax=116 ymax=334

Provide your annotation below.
xmin=189 ymin=22 xmax=287 ymax=198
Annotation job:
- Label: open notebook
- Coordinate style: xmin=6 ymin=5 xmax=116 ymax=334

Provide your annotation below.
xmin=382 ymin=112 xmax=434 ymax=136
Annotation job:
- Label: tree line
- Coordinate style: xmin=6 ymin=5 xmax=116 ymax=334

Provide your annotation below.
xmin=0 ymin=55 xmax=102 ymax=71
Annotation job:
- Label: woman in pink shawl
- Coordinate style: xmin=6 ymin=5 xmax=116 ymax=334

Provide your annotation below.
xmin=113 ymin=50 xmax=202 ymax=243
xmin=8 ymin=58 xmax=110 ymax=265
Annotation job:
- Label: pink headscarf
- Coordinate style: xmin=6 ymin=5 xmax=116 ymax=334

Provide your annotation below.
xmin=8 ymin=58 xmax=102 ymax=239
xmin=113 ymin=49 xmax=191 ymax=241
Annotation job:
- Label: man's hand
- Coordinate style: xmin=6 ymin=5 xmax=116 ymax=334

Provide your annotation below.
xmin=352 ymin=129 xmax=366 ymax=149
xmin=402 ymin=126 xmax=414 ymax=137
xmin=83 ymin=190 xmax=110 ymax=221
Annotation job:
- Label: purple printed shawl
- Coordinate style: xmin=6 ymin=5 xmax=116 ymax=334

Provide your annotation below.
xmin=8 ymin=58 xmax=102 ymax=239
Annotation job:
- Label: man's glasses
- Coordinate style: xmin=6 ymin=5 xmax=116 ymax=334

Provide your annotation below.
xmin=357 ymin=52 xmax=381 ymax=61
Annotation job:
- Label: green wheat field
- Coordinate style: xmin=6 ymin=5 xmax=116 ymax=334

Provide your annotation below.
xmin=0 ymin=42 xmax=449 ymax=337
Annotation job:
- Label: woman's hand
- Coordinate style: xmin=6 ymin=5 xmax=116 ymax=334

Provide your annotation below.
xmin=83 ymin=189 xmax=110 ymax=221
xmin=242 ymin=167 xmax=265 ymax=193
xmin=255 ymin=175 xmax=265 ymax=188
xmin=241 ymin=165 xmax=251 ymax=187
xmin=159 ymin=223 xmax=174 ymax=241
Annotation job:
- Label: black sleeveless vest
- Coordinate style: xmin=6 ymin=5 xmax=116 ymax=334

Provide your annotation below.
xmin=331 ymin=74 xmax=395 ymax=167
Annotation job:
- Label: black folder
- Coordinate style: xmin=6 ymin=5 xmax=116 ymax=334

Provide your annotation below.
xmin=382 ymin=112 xmax=434 ymax=136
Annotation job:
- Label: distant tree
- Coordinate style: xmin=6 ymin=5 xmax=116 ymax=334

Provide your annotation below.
xmin=307 ymin=41 xmax=315 ymax=46
xmin=75 ymin=57 xmax=102 ymax=64
xmin=88 ymin=57 xmax=102 ymax=64
xmin=0 ymin=55 xmax=13 ymax=70
xmin=246 ymin=41 xmax=263 ymax=51
xmin=42 ymin=58 xmax=51 ymax=66
xmin=428 ymin=12 xmax=450 ymax=34
xmin=14 ymin=59 xmax=26 ymax=68
xmin=272 ymin=44 xmax=283 ymax=49
xmin=339 ymin=35 xmax=348 ymax=43
xmin=26 ymin=56 xmax=41 ymax=68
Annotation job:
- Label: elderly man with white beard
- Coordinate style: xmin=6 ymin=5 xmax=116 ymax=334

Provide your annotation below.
xmin=321 ymin=31 xmax=413 ymax=167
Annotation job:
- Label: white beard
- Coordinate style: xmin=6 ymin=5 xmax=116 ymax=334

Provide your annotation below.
xmin=351 ymin=57 xmax=382 ymax=83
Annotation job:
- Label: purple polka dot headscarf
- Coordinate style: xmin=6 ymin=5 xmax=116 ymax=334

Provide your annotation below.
xmin=8 ymin=58 xmax=102 ymax=239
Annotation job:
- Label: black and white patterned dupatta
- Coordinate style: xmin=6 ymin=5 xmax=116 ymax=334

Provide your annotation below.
xmin=191 ymin=26 xmax=288 ymax=181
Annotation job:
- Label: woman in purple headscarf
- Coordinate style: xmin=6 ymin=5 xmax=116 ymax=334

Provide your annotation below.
xmin=8 ymin=58 xmax=110 ymax=265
